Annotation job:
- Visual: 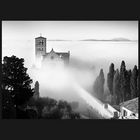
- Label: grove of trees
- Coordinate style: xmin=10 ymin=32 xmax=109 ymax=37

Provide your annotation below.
xmin=93 ymin=60 xmax=139 ymax=105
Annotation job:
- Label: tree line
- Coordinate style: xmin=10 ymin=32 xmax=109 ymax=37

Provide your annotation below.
xmin=93 ymin=61 xmax=139 ymax=105
xmin=1 ymin=55 xmax=80 ymax=119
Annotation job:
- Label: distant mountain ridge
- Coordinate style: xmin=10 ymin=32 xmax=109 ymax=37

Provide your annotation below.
xmin=47 ymin=38 xmax=137 ymax=42
xmin=80 ymin=37 xmax=135 ymax=42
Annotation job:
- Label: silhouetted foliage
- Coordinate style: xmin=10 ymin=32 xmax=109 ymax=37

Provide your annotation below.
xmin=28 ymin=97 xmax=81 ymax=119
xmin=93 ymin=69 xmax=105 ymax=101
xmin=2 ymin=89 xmax=16 ymax=118
xmin=125 ymin=70 xmax=132 ymax=100
xmin=107 ymin=63 xmax=115 ymax=96
xmin=108 ymin=61 xmax=138 ymax=104
xmin=137 ymin=72 xmax=139 ymax=97
xmin=68 ymin=112 xmax=81 ymax=119
xmin=120 ymin=61 xmax=127 ymax=102
xmin=130 ymin=65 xmax=138 ymax=98
xmin=2 ymin=55 xmax=34 ymax=118
xmin=113 ymin=69 xmax=120 ymax=104
xmin=94 ymin=60 xmax=138 ymax=107
xmin=16 ymin=108 xmax=38 ymax=119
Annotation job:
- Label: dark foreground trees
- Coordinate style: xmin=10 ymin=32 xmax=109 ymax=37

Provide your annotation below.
xmin=2 ymin=55 xmax=80 ymax=119
xmin=28 ymin=97 xmax=81 ymax=119
xmin=2 ymin=55 xmax=34 ymax=118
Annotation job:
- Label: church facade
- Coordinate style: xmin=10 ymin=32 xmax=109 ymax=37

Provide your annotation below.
xmin=35 ymin=36 xmax=70 ymax=67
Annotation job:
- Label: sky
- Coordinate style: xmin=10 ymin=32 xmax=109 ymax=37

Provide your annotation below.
xmin=2 ymin=21 xmax=138 ymax=40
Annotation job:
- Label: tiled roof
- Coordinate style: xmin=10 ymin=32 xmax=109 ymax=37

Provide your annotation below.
xmin=112 ymin=105 xmax=120 ymax=112
xmin=120 ymin=97 xmax=139 ymax=114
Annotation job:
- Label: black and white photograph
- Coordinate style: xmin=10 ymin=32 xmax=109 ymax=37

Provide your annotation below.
xmin=1 ymin=21 xmax=139 ymax=119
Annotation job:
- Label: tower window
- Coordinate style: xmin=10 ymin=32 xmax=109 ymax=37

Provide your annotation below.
xmin=39 ymin=40 xmax=44 ymax=45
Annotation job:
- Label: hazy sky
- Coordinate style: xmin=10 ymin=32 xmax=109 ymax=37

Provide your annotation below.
xmin=2 ymin=21 xmax=138 ymax=40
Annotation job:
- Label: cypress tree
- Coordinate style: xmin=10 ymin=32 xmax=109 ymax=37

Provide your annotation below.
xmin=34 ymin=81 xmax=40 ymax=100
xmin=93 ymin=69 xmax=105 ymax=101
xmin=113 ymin=69 xmax=120 ymax=105
xmin=130 ymin=65 xmax=138 ymax=98
xmin=107 ymin=63 xmax=115 ymax=96
xmin=120 ymin=61 xmax=127 ymax=103
xmin=99 ymin=69 xmax=105 ymax=96
xmin=93 ymin=76 xmax=99 ymax=97
xmin=137 ymin=71 xmax=139 ymax=97
xmin=125 ymin=70 xmax=132 ymax=100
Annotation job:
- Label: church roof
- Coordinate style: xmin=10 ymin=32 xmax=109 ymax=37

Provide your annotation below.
xmin=44 ymin=48 xmax=70 ymax=58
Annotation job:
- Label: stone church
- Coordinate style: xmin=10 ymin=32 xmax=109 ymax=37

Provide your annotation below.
xmin=35 ymin=35 xmax=70 ymax=67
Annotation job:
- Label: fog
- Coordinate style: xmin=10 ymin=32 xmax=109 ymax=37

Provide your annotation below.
xmin=30 ymin=59 xmax=95 ymax=100
xmin=29 ymin=60 xmax=113 ymax=118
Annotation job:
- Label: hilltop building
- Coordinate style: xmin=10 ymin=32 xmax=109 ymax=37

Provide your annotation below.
xmin=35 ymin=35 xmax=70 ymax=67
xmin=119 ymin=97 xmax=138 ymax=119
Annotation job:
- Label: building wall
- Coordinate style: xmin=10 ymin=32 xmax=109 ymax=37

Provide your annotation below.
xmin=120 ymin=106 xmax=138 ymax=119
xmin=42 ymin=52 xmax=64 ymax=67
xmin=121 ymin=107 xmax=132 ymax=116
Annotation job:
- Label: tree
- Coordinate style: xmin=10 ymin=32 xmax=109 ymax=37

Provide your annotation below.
xmin=107 ymin=63 xmax=115 ymax=95
xmin=93 ymin=69 xmax=105 ymax=101
xmin=113 ymin=69 xmax=120 ymax=104
xmin=137 ymin=71 xmax=139 ymax=97
xmin=1 ymin=89 xmax=16 ymax=118
xmin=93 ymin=76 xmax=100 ymax=97
xmin=36 ymin=98 xmax=80 ymax=119
xmin=130 ymin=65 xmax=138 ymax=98
xmin=2 ymin=55 xmax=34 ymax=118
xmin=34 ymin=81 xmax=40 ymax=100
xmin=125 ymin=70 xmax=131 ymax=100
xmin=120 ymin=61 xmax=127 ymax=102
xmin=99 ymin=69 xmax=105 ymax=95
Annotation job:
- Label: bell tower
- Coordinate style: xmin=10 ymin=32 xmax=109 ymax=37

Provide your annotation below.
xmin=35 ymin=35 xmax=46 ymax=59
